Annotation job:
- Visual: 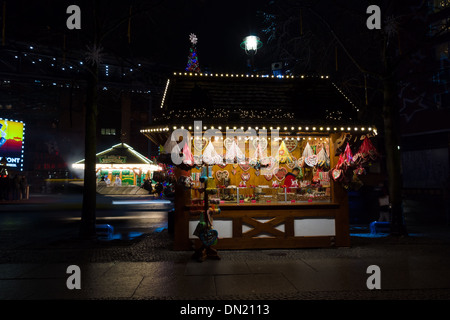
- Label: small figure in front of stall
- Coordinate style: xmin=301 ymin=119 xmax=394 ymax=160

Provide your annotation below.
xmin=143 ymin=178 xmax=153 ymax=194
xmin=284 ymin=167 xmax=300 ymax=192
xmin=98 ymin=176 xmax=106 ymax=186
xmin=155 ymin=182 xmax=164 ymax=198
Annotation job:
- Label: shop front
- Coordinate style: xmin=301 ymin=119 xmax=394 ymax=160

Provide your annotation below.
xmin=142 ymin=73 xmax=379 ymax=250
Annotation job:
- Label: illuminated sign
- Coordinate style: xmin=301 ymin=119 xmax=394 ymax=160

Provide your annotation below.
xmin=98 ymin=155 xmax=127 ymax=164
xmin=0 ymin=118 xmax=25 ymax=171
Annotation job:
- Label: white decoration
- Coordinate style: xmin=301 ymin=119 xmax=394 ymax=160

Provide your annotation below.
xmin=189 ymin=33 xmax=198 ymax=45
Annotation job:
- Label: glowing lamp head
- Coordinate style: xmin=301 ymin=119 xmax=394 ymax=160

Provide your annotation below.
xmin=240 ymin=35 xmax=262 ymax=54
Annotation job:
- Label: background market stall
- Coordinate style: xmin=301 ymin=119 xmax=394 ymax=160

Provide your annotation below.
xmin=72 ymin=142 xmax=161 ymax=194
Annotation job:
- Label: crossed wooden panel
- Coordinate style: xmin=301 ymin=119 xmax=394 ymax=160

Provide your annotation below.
xmin=241 ymin=216 xmax=286 ymax=238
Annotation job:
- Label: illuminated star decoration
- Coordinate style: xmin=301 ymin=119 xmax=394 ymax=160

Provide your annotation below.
xmin=84 ymin=44 xmax=104 ymax=66
xmin=399 ymin=93 xmax=429 ymax=123
xmin=189 ymin=33 xmax=198 ymax=45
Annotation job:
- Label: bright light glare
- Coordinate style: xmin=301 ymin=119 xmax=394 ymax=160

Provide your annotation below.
xmin=241 ymin=35 xmax=262 ymax=54
xmin=245 ymin=36 xmax=258 ymax=51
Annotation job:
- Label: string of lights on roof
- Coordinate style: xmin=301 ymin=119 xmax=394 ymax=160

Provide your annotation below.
xmin=332 ymin=82 xmax=359 ymax=112
xmin=153 ymin=107 xmax=295 ymax=122
xmin=173 ymin=71 xmax=330 ymax=79
xmin=140 ymin=125 xmax=377 ymax=135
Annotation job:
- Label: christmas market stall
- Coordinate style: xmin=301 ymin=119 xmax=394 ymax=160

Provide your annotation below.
xmin=72 ymin=142 xmax=161 ymax=193
xmin=141 ymin=72 xmax=379 ymax=251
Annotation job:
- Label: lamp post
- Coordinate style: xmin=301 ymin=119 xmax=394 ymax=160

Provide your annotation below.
xmin=240 ymin=35 xmax=262 ymax=73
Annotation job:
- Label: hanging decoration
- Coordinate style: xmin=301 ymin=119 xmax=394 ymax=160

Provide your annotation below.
xmin=225 ymin=140 xmax=246 ymax=163
xmin=252 ymin=137 xmax=268 ymax=153
xmin=163 ymin=134 xmax=181 ymax=155
xmin=317 ymin=146 xmax=330 ymax=168
xmin=215 ymin=170 xmax=229 ymax=181
xmin=353 ymin=136 xmax=380 ymax=165
xmin=276 ymin=140 xmax=294 ymax=164
xmin=342 ymin=143 xmax=354 ymax=167
xmin=241 ymin=172 xmax=251 ymax=181
xmin=286 ymin=156 xmax=297 ymax=169
xmin=193 ymin=137 xmax=208 ymax=152
xmin=284 ymin=139 xmax=298 ymax=153
xmin=274 ymin=167 xmax=287 ymax=181
xmin=303 ymin=142 xmax=318 ymax=167
xmin=202 ymin=140 xmax=223 ymax=165
xmin=181 ymin=142 xmax=194 ymax=166
xmin=239 ymin=162 xmax=251 ymax=171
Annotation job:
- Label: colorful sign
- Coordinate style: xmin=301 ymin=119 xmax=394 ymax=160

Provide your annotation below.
xmin=0 ymin=119 xmax=25 ymax=171
xmin=98 ymin=155 xmax=127 ymax=164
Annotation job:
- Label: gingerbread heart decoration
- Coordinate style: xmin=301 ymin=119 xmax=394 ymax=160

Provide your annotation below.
xmin=241 ymin=172 xmax=251 ymax=181
xmin=285 ymin=139 xmax=298 ymax=152
xmin=252 ymin=137 xmax=268 ymax=152
xmin=232 ymin=169 xmax=237 ymax=175
xmin=216 ymin=170 xmax=229 ymax=181
xmin=286 ymin=157 xmax=297 ymax=169
xmin=217 ymin=163 xmax=227 ymax=169
xmin=274 ymin=167 xmax=287 ymax=181
xmin=261 ymin=156 xmax=275 ymax=171
xmin=305 ymin=155 xmax=318 ymax=167
xmin=193 ymin=137 xmax=208 ymax=152
xmin=223 ymin=138 xmax=234 ymax=151
xmin=239 ymin=162 xmax=251 ymax=171
xmin=264 ymin=173 xmax=273 ymax=181
xmin=254 ymin=170 xmax=260 ymax=176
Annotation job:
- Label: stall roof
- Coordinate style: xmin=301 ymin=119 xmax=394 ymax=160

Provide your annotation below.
xmin=154 ymin=72 xmax=360 ymax=124
xmin=141 ymin=72 xmax=376 ymax=145
xmin=72 ymin=143 xmax=154 ymax=167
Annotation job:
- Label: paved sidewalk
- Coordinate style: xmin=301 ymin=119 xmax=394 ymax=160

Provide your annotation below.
xmin=1 ymin=227 xmax=450 ymax=301
xmin=2 ymin=193 xmax=450 ymax=303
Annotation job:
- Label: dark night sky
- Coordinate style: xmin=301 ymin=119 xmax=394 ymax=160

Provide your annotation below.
xmin=4 ymin=0 xmax=266 ymax=73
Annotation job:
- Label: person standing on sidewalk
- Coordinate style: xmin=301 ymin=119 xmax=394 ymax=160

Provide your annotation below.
xmin=20 ymin=175 xmax=28 ymax=200
xmin=12 ymin=174 xmax=20 ymax=201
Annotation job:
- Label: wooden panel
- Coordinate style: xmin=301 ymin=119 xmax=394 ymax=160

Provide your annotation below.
xmin=182 ymin=201 xmax=347 ymax=250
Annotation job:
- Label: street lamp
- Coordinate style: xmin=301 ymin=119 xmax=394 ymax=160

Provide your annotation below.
xmin=240 ymin=35 xmax=263 ymax=54
xmin=240 ymin=35 xmax=262 ymax=73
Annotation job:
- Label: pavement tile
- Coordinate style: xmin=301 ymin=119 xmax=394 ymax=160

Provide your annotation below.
xmin=295 ymin=258 xmax=369 ymax=291
xmin=133 ymin=275 xmax=216 ymax=298
xmin=104 ymin=261 xmax=185 ymax=278
xmin=0 ymin=264 xmax=42 ymax=279
xmin=214 ymin=273 xmax=297 ymax=296
xmin=78 ymin=275 xmax=144 ymax=299
xmin=185 ymin=260 xmax=250 ymax=276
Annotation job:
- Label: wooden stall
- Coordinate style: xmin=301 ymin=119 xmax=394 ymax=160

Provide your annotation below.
xmin=142 ymin=72 xmax=378 ymax=250
xmin=72 ymin=142 xmax=161 ymax=193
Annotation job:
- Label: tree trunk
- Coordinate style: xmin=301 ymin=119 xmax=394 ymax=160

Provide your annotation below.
xmin=382 ymin=75 xmax=407 ymax=236
xmin=79 ymin=62 xmax=98 ymax=239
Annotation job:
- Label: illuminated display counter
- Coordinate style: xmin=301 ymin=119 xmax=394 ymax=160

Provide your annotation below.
xmin=168 ymin=131 xmax=373 ymax=250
